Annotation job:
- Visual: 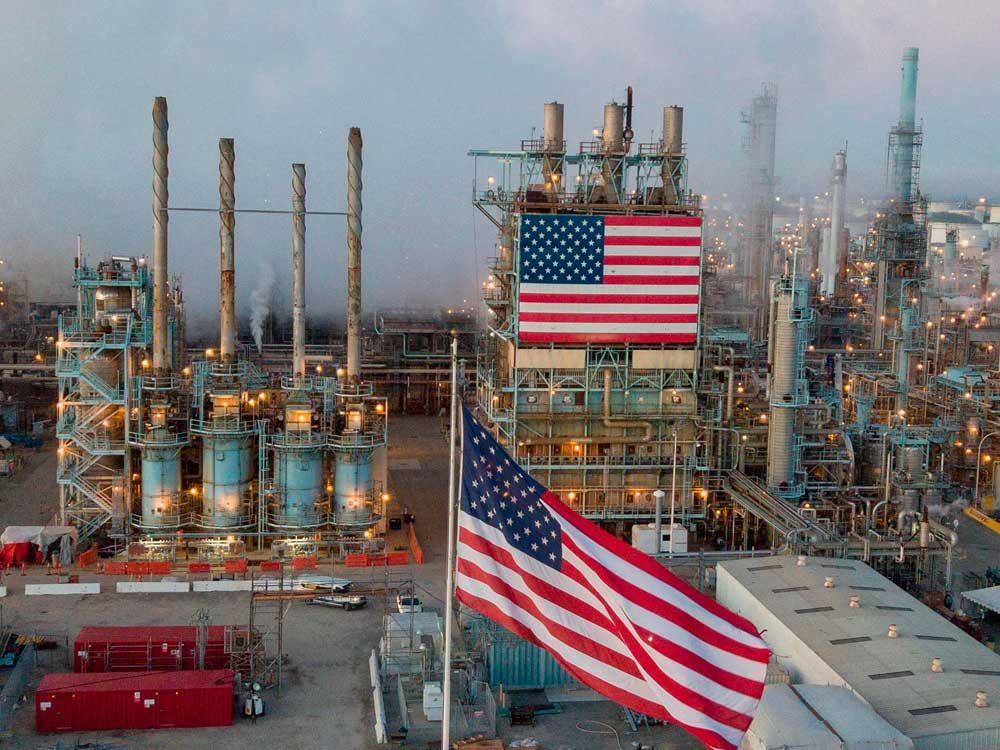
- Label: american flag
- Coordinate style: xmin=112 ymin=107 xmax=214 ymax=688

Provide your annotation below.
xmin=517 ymin=214 xmax=702 ymax=344
xmin=455 ymin=407 xmax=769 ymax=750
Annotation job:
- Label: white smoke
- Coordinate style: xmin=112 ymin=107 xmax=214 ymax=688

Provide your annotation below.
xmin=249 ymin=261 xmax=275 ymax=352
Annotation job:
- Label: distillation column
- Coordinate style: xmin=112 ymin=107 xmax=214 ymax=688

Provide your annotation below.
xmin=292 ymin=163 xmax=306 ymax=379
xmin=745 ymin=85 xmax=778 ymax=336
xmin=821 ymin=150 xmax=847 ymax=296
xmin=767 ymin=270 xmax=809 ymax=499
xmin=894 ymin=48 xmax=919 ymax=204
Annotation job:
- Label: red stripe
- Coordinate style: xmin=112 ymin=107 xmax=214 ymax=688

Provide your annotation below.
xmin=603 ymin=275 xmax=700 ymax=285
xmin=520 ymin=293 xmax=699 ymax=304
xmin=543 ymin=491 xmax=766 ymax=642
xmin=605 ymin=256 xmax=700 ymax=266
xmin=518 ymin=332 xmax=696 ymax=344
xmin=559 ymin=548 xmax=756 ymax=734
xmin=519 ymin=312 xmax=698 ymax=324
xmin=604 ymin=235 xmax=701 ymax=246
xmin=604 ymin=216 xmax=702 ymax=227
xmin=455 ymin=556 xmax=642 ymax=679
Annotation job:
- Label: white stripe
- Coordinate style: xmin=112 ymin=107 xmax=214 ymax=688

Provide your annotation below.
xmin=605 ymin=265 xmax=700 ymax=277
xmin=520 ymin=283 xmax=700 ymax=296
xmin=559 ymin=519 xmax=768 ymax=652
xmin=604 ymin=246 xmax=703 ymax=257
xmin=561 ymin=543 xmax=765 ymax=716
xmin=454 ymin=571 xmax=743 ymax=747
xmin=604 ymin=225 xmax=702 ymax=238
xmin=519 ymin=322 xmax=698 ymax=334
xmin=519 ymin=303 xmax=699 ymax=315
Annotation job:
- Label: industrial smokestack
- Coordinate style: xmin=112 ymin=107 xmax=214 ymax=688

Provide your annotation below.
xmin=602 ymin=102 xmax=624 ymax=153
xmin=661 ymin=105 xmax=683 ymax=205
xmin=347 ymin=128 xmax=363 ymax=382
xmin=218 ymin=138 xmax=236 ymax=363
xmin=821 ymin=149 xmax=847 ymax=296
xmin=541 ymin=102 xmax=564 ymax=189
xmin=151 ymin=97 xmax=169 ymax=374
xmin=542 ymin=102 xmax=564 ymax=152
xmin=292 ymin=163 xmax=306 ymax=379
xmin=894 ymin=48 xmax=919 ymax=203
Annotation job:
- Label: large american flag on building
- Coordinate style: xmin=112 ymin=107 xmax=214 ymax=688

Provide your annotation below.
xmin=455 ymin=407 xmax=769 ymax=750
xmin=516 ymin=214 xmax=702 ymax=344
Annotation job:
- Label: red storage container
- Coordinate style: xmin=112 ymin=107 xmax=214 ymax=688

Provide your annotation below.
xmin=36 ymin=670 xmax=234 ymax=732
xmin=73 ymin=626 xmax=236 ymax=673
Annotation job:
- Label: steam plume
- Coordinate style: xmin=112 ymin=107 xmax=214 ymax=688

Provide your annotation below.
xmin=249 ymin=260 xmax=275 ymax=352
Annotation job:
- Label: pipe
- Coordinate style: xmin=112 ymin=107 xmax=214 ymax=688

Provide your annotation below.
xmin=870 ymin=499 xmax=889 ymax=528
xmin=218 ymin=138 xmax=236 ymax=363
xmin=713 ymin=365 xmax=734 ymax=422
xmin=347 ymin=127 xmax=363 ymax=382
xmin=292 ymin=163 xmax=306 ymax=379
xmin=603 ymin=368 xmax=653 ymax=440
xmin=151 ymin=96 xmax=169 ymax=374
xmin=929 ymin=518 xmax=958 ymax=591
xmin=897 ymin=509 xmax=920 ymax=534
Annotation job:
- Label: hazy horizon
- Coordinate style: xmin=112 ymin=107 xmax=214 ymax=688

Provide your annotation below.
xmin=2 ymin=1 xmax=997 ymax=321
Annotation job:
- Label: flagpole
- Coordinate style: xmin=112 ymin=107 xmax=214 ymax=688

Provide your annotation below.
xmin=441 ymin=333 xmax=459 ymax=750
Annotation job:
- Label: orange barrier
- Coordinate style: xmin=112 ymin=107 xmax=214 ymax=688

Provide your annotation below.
xmin=344 ymin=553 xmax=367 ymax=568
xmin=103 ymin=561 xmax=127 ymax=575
xmin=259 ymin=561 xmax=281 ymax=572
xmin=126 ymin=562 xmax=151 ymax=576
xmin=77 ymin=547 xmax=99 ymax=568
xmin=386 ymin=551 xmax=409 ymax=566
xmin=407 ymin=522 xmax=425 ymax=565
xmin=149 ymin=561 xmax=171 ymax=575
xmin=224 ymin=559 xmax=248 ymax=574
xmin=291 ymin=555 xmax=317 ymax=571
xmin=366 ymin=554 xmax=387 ymax=567
xmin=188 ymin=562 xmax=211 ymax=574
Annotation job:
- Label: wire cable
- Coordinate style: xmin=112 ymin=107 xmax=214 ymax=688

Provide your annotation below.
xmin=575 ymin=720 xmax=624 ymax=750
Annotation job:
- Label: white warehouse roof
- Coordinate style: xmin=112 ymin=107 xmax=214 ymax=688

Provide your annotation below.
xmin=743 ymin=684 xmax=912 ymax=750
xmin=717 ymin=555 xmax=1000 ymax=749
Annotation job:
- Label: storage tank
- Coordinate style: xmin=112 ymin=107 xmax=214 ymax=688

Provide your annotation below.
xmin=196 ymin=393 xmax=254 ymax=528
xmin=334 ymin=449 xmax=374 ymax=524
xmin=140 ymin=444 xmax=181 ymax=527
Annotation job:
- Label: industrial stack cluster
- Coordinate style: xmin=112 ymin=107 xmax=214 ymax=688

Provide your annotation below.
xmin=55 ymin=98 xmax=388 ymax=555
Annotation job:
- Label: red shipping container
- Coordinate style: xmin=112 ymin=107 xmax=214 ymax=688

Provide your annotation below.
xmin=36 ymin=670 xmax=234 ymax=732
xmin=73 ymin=626 xmax=236 ymax=673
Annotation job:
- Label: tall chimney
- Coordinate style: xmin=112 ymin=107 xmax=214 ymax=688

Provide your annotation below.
xmin=541 ymin=102 xmax=564 ymax=188
xmin=292 ymin=163 xmax=306 ymax=379
xmin=219 ymin=138 xmax=236 ymax=363
xmin=151 ymin=97 xmax=169 ymax=373
xmin=346 ymin=128 xmax=363 ymax=382
xmin=821 ymin=149 xmax=847 ymax=296
xmin=894 ymin=47 xmax=919 ymax=203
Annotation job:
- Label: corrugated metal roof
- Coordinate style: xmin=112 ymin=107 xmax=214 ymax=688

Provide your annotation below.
xmin=961 ymin=585 xmax=1000 ymax=615
xmin=743 ymin=684 xmax=913 ymax=750
xmin=718 ymin=555 xmax=1000 ymax=745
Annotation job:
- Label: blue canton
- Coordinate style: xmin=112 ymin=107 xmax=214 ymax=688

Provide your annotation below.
xmin=519 ymin=214 xmax=605 ymax=285
xmin=460 ymin=407 xmax=562 ymax=570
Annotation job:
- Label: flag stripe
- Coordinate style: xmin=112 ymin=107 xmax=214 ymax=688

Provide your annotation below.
xmin=605 ymin=255 xmax=701 ymax=266
xmin=604 ymin=235 xmax=701 ymax=246
xmin=520 ymin=284 xmax=699 ymax=296
xmin=520 ymin=303 xmax=699 ymax=315
xmin=519 ymin=332 xmax=697 ymax=343
xmin=519 ymin=312 xmax=698 ymax=324
xmin=519 ymin=293 xmax=699 ymax=305
xmin=602 ymin=274 xmax=700 ymax=285
xmin=605 ymin=215 xmax=702 ymax=226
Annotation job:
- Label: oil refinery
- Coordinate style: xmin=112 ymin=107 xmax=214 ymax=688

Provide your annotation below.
xmin=2 ymin=18 xmax=1000 ymax=750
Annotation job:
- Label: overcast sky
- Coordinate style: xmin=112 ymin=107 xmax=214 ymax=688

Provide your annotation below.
xmin=1 ymin=1 xmax=996 ymax=323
